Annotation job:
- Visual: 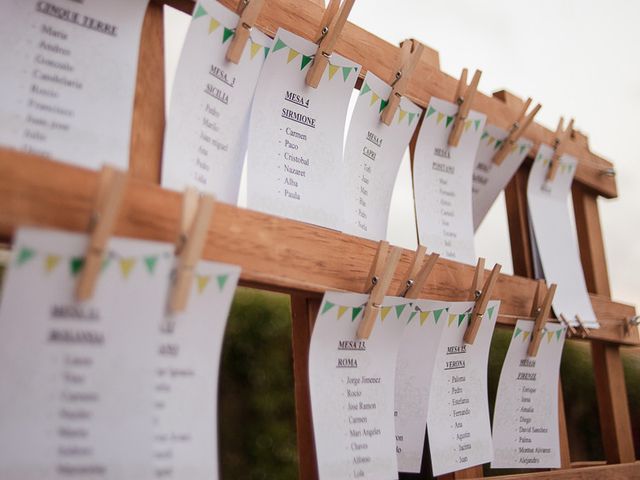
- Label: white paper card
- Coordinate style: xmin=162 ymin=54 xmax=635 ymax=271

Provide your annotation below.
xmin=472 ymin=125 xmax=532 ymax=230
xmin=162 ymin=0 xmax=271 ymax=203
xmin=413 ymin=98 xmax=486 ymax=265
xmin=309 ymin=292 xmax=410 ymax=479
xmin=154 ymin=260 xmax=240 ymax=479
xmin=0 ymin=227 xmax=173 ymax=479
xmin=342 ymin=72 xmax=422 ymax=240
xmin=527 ymin=145 xmax=598 ymax=328
xmin=0 ymin=0 xmax=149 ymax=170
xmin=492 ymin=320 xmax=566 ymax=469
xmin=395 ymin=300 xmax=449 ymax=473
xmin=247 ymin=28 xmax=360 ymax=230
xmin=426 ymin=300 xmax=500 ymax=476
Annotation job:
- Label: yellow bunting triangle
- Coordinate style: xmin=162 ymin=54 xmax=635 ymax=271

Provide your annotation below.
xmin=338 ymin=306 xmax=349 ymax=319
xmin=464 ymin=119 xmax=472 ymax=131
xmin=328 ymin=64 xmax=339 ymax=80
xmin=437 ymin=112 xmax=445 ymax=125
xmin=287 ymin=48 xmax=299 ymax=64
xmin=250 ymin=41 xmax=261 ymax=59
xmin=381 ymin=306 xmax=392 ymax=321
xmin=547 ymin=331 xmax=554 ymax=343
xmin=448 ymin=313 xmax=456 ymax=326
xmin=196 ymin=275 xmax=211 ymax=294
xmin=209 ymin=18 xmax=220 ymax=33
xmin=420 ymin=311 xmax=430 ymax=326
xmin=44 ymin=254 xmax=61 ymax=273
xmin=398 ymin=110 xmax=407 ymax=123
xmin=119 ymin=258 xmax=136 ymax=279
xmin=522 ymin=331 xmax=530 ymax=341
xmin=370 ymin=92 xmax=379 ymax=106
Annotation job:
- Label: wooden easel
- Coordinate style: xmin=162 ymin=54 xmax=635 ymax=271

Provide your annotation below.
xmin=0 ymin=1 xmax=637 ymax=479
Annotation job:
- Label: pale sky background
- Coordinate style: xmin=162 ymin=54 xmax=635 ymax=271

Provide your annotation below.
xmin=165 ymin=1 xmax=640 ymax=311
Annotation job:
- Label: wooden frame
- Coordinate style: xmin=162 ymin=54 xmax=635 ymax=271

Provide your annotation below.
xmin=0 ymin=0 xmax=637 ymax=478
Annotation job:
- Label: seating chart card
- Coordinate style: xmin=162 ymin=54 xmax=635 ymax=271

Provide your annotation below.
xmin=247 ymin=28 xmax=359 ymax=230
xmin=309 ymin=292 xmax=409 ymax=479
xmin=472 ymin=124 xmax=532 ymax=230
xmin=154 ymin=260 xmax=240 ymax=479
xmin=395 ymin=300 xmax=449 ymax=473
xmin=492 ymin=320 xmax=566 ymax=469
xmin=426 ymin=300 xmax=500 ymax=476
xmin=0 ymin=0 xmax=149 ymax=170
xmin=162 ymin=0 xmax=271 ymax=203
xmin=0 ymin=227 xmax=173 ymax=479
xmin=527 ymin=145 xmax=599 ymax=328
xmin=412 ymin=97 xmax=486 ymax=265
xmin=342 ymin=71 xmax=422 ymax=240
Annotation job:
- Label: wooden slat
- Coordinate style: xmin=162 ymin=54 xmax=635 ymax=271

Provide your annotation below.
xmin=0 ymin=150 xmax=636 ymax=346
xmin=290 ymin=295 xmax=321 ymax=480
xmin=478 ymin=461 xmax=640 ymax=479
xmin=129 ymin=2 xmax=165 ymax=183
xmin=571 ymin=185 xmax=636 ymax=463
xmin=163 ymin=0 xmax=617 ymax=198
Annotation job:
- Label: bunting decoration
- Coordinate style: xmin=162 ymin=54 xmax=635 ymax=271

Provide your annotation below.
xmin=321 ymin=300 xmax=411 ymax=323
xmin=358 ymin=81 xmax=420 ymax=125
xmin=513 ymin=326 xmax=565 ymax=343
xmin=447 ymin=312 xmax=471 ymax=328
xmin=12 ymin=245 xmax=172 ymax=280
xmin=425 ymin=105 xmax=481 ymax=134
xmin=271 ymin=36 xmax=358 ymax=80
xmin=535 ymin=152 xmax=575 ymax=174
xmin=193 ymin=4 xmax=269 ymax=61
xmin=481 ymin=131 xmax=530 ymax=155
xmin=406 ymin=306 xmax=448 ymax=326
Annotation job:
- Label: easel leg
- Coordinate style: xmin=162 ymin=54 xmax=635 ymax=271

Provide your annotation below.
xmin=558 ymin=379 xmax=571 ymax=468
xmin=291 ymin=294 xmax=321 ymax=480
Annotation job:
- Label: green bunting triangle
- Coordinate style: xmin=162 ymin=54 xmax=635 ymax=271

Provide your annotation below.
xmin=351 ymin=306 xmax=363 ymax=321
xmin=395 ymin=304 xmax=407 ymax=318
xmin=263 ymin=46 xmax=270 ymax=58
xmin=321 ymin=301 xmax=335 ymax=314
xmin=457 ymin=314 xmax=467 ymax=326
xmin=341 ymin=66 xmax=352 ymax=81
xmin=101 ymin=257 xmax=110 ymax=272
xmin=556 ymin=329 xmax=562 ymax=340
xmin=143 ymin=256 xmax=158 ymax=274
xmin=16 ymin=247 xmax=36 ymax=266
xmin=407 ymin=112 xmax=416 ymax=125
xmin=379 ymin=99 xmax=389 ymax=113
xmin=273 ymin=37 xmax=286 ymax=52
xmin=474 ymin=119 xmax=481 ymax=131
xmin=481 ymin=131 xmax=489 ymax=140
xmin=360 ymin=83 xmax=371 ymax=96
xmin=433 ymin=309 xmax=444 ymax=323
xmin=426 ymin=106 xmax=436 ymax=118
xmin=70 ymin=257 xmax=84 ymax=276
xmin=408 ymin=311 xmax=418 ymax=323
xmin=193 ymin=4 xmax=207 ymax=19
xmin=445 ymin=115 xmax=454 ymax=128
xmin=487 ymin=306 xmax=495 ymax=319
xmin=495 ymin=140 xmax=503 ymax=150
xmin=216 ymin=274 xmax=229 ymax=291
xmin=301 ymin=54 xmax=313 ymax=70
xmin=514 ymin=327 xmax=522 ymax=338
xmin=519 ymin=144 xmax=527 ymax=154
xmin=222 ymin=27 xmax=234 ymax=44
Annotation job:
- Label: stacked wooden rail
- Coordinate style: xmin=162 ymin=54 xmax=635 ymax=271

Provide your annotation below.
xmin=0 ymin=0 xmax=637 ymax=478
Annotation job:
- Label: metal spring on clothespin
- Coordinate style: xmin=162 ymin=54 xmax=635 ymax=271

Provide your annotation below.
xmin=492 ymin=98 xmax=542 ymax=166
xmin=225 ymin=0 xmax=265 ymax=63
xmin=448 ymin=68 xmax=482 ymax=147
xmin=546 ymin=117 xmax=575 ymax=182
xmin=527 ymin=281 xmax=557 ymax=357
xmin=397 ymin=245 xmax=439 ymax=299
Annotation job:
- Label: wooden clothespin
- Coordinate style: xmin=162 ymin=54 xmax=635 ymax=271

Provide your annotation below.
xmin=463 ymin=259 xmax=501 ymax=344
xmin=527 ymin=281 xmax=557 ymax=357
xmin=380 ymin=39 xmax=424 ymax=125
xmin=357 ymin=241 xmax=402 ymax=339
xmin=305 ymin=0 xmax=356 ymax=88
xmin=574 ymin=315 xmax=591 ymax=338
xmin=448 ymin=68 xmax=482 ymax=147
xmin=397 ymin=245 xmax=439 ymax=298
xmin=492 ymin=98 xmax=542 ymax=165
xmin=558 ymin=314 xmax=578 ymax=338
xmin=76 ymin=166 xmax=128 ymax=301
xmin=168 ymin=190 xmax=215 ymax=313
xmin=546 ymin=117 xmax=575 ymax=182
xmin=225 ymin=0 xmax=265 ymax=64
